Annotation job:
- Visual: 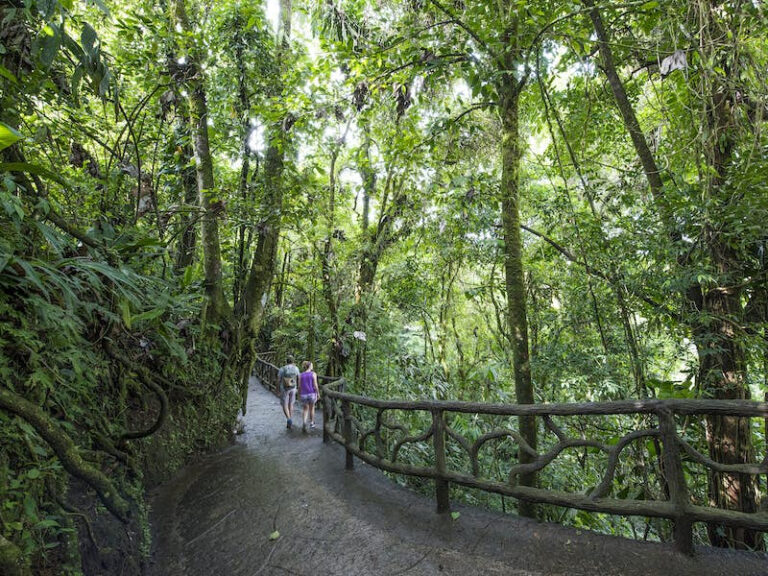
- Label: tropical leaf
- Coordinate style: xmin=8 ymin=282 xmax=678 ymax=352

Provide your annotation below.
xmin=0 ymin=124 xmax=22 ymax=152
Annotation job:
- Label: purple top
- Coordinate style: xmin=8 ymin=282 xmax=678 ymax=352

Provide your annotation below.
xmin=299 ymin=371 xmax=316 ymax=396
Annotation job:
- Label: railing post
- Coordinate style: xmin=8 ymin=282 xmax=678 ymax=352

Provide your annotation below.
xmin=322 ymin=389 xmax=330 ymax=444
xmin=341 ymin=380 xmax=354 ymax=470
xmin=321 ymin=379 xmax=334 ymax=444
xmin=432 ymin=408 xmax=450 ymax=514
xmin=272 ymin=367 xmax=278 ymax=394
xmin=658 ymin=407 xmax=693 ymax=555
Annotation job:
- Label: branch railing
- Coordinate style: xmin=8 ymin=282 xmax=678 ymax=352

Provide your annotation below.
xmin=254 ymin=355 xmax=280 ymax=395
xmin=253 ymin=357 xmax=768 ymax=554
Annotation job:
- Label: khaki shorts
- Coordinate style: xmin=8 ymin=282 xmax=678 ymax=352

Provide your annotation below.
xmin=282 ymin=387 xmax=296 ymax=406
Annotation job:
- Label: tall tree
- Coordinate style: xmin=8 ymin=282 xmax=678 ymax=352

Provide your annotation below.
xmin=495 ymin=6 xmax=536 ymax=517
xmin=172 ymin=0 xmax=231 ymax=324
xmin=584 ymin=0 xmax=762 ymax=548
xmin=235 ymin=0 xmax=294 ymax=406
xmin=421 ymin=0 xmax=548 ymax=516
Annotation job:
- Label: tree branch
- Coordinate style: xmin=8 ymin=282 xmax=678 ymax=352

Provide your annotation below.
xmin=412 ymin=101 xmax=495 ymax=151
xmin=583 ymin=1 xmax=668 ymax=216
xmin=520 ymin=224 xmax=673 ymax=315
xmin=426 ymin=0 xmax=502 ymax=67
xmin=0 ymin=387 xmax=131 ymax=522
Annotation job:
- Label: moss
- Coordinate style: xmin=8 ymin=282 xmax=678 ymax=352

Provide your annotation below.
xmin=0 ymin=534 xmax=31 ymax=576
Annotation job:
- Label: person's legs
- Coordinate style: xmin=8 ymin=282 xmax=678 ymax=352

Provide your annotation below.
xmin=287 ymin=389 xmax=296 ymax=419
xmin=281 ymin=389 xmax=290 ymax=419
xmin=309 ymin=399 xmax=316 ymax=427
xmin=283 ymin=389 xmax=296 ymax=428
xmin=302 ymin=403 xmax=309 ymax=432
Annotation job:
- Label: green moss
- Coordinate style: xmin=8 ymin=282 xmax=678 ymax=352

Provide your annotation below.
xmin=0 ymin=534 xmax=31 ymax=576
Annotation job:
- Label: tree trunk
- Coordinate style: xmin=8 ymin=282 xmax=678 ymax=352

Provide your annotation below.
xmin=698 ymin=64 xmax=759 ymax=549
xmin=307 ymin=282 xmax=316 ymax=361
xmin=695 ymin=235 xmax=756 ymax=550
xmin=173 ymin=125 xmax=198 ymax=273
xmin=585 ymin=0 xmax=665 ymax=212
xmin=587 ymin=1 xmax=761 ymax=548
xmin=332 ymin=146 xmax=406 ymax=383
xmin=616 ymin=287 xmax=647 ymax=397
xmin=321 ymin=236 xmax=343 ymax=377
xmin=350 ymin=137 xmax=375 ymax=383
xmin=172 ymin=0 xmax=230 ymax=324
xmin=233 ymin=151 xmax=251 ymax=306
xmin=498 ymin=32 xmax=536 ymax=517
xmin=275 ymin=250 xmax=289 ymax=309
xmin=241 ymin=0 xmax=292 ymax=340
xmin=437 ymin=261 xmax=460 ymax=388
xmin=321 ymin=150 xmax=345 ymax=377
xmin=360 ymin=128 xmax=375 ymax=235
xmin=236 ymin=0 xmax=293 ymax=409
xmin=242 ymin=141 xmax=283 ymax=334
xmin=232 ymin=9 xmax=255 ymax=307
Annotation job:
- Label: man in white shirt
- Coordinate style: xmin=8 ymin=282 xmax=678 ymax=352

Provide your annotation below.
xmin=276 ymin=356 xmax=300 ymax=429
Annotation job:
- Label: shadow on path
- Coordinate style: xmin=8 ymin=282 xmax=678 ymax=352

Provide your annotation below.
xmin=148 ymin=378 xmax=767 ymax=576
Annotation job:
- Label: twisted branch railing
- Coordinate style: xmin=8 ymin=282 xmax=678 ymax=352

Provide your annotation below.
xmin=254 ymin=357 xmax=768 ymax=554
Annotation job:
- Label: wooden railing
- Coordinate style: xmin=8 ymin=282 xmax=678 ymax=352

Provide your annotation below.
xmin=253 ymin=355 xmax=337 ymax=397
xmin=254 ymin=357 xmax=768 ymax=554
xmin=254 ymin=356 xmax=280 ymax=395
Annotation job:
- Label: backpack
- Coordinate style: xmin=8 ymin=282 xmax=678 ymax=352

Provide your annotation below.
xmin=282 ymin=372 xmax=296 ymax=388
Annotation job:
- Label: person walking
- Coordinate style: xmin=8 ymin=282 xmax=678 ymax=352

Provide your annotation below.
xmin=297 ymin=360 xmax=320 ymax=433
xmin=277 ymin=356 xmax=300 ymax=429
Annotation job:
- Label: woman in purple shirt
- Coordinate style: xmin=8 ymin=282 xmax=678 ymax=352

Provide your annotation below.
xmin=298 ymin=360 xmax=320 ymax=433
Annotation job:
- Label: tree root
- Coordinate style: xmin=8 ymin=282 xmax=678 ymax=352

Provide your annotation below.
xmin=56 ymin=496 xmax=100 ymax=551
xmin=103 ymin=341 xmax=169 ymax=442
xmin=92 ymin=430 xmax=139 ymax=472
xmin=45 ymin=477 xmax=95 ymax=563
xmin=0 ymin=387 xmax=131 ymax=522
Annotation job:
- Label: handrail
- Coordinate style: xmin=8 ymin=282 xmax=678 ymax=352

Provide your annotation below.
xmin=253 ymin=358 xmax=768 ymax=555
xmin=253 ymin=355 xmax=339 ymax=396
xmin=322 ymin=387 xmax=768 ymax=417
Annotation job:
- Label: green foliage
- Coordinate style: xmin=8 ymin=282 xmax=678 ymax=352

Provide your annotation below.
xmin=0 ymin=124 xmax=23 ymax=152
xmin=0 ymin=1 xmax=244 ymax=570
xmin=3 ymin=0 xmax=767 ymax=564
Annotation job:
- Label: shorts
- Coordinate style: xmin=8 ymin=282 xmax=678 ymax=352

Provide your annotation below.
xmin=300 ymin=393 xmax=317 ymax=406
xmin=282 ymin=387 xmax=296 ymax=406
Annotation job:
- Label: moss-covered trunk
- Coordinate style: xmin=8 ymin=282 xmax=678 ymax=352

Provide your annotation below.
xmin=172 ymin=0 xmax=231 ymax=325
xmin=497 ymin=26 xmax=536 ymax=518
xmin=588 ymin=0 xmax=761 ymax=548
xmin=0 ymin=534 xmax=30 ymax=576
xmin=236 ymin=0 xmax=293 ymax=406
xmin=241 ymin=0 xmax=292 ymax=335
xmin=173 ymin=123 xmax=199 ymax=274
xmin=697 ymin=22 xmax=760 ymax=545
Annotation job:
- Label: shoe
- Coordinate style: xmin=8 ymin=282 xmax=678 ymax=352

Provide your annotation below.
xmin=302 ymin=424 xmax=307 ymax=433
xmin=310 ymin=422 xmax=316 ymax=429
xmin=287 ymin=419 xmax=292 ymax=429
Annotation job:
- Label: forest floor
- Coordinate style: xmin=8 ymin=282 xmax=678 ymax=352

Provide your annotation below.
xmin=147 ymin=379 xmax=767 ymax=576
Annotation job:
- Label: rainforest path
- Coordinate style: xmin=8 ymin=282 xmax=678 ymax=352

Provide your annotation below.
xmin=146 ymin=378 xmax=767 ymax=576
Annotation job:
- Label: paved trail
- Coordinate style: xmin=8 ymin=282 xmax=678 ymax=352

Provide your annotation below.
xmin=148 ymin=379 xmax=767 ymax=576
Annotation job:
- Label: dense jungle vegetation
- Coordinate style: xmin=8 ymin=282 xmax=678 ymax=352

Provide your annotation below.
xmin=2 ymin=0 xmax=767 ymax=573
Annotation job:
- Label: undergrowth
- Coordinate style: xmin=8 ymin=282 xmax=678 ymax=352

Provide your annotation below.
xmin=0 ymin=196 xmax=239 ymax=574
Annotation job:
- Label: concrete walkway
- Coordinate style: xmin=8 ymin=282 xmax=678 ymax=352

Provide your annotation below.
xmin=147 ymin=378 xmax=767 ymax=576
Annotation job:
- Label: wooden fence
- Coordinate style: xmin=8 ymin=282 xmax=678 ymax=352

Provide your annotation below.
xmin=253 ymin=357 xmax=768 ymax=554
